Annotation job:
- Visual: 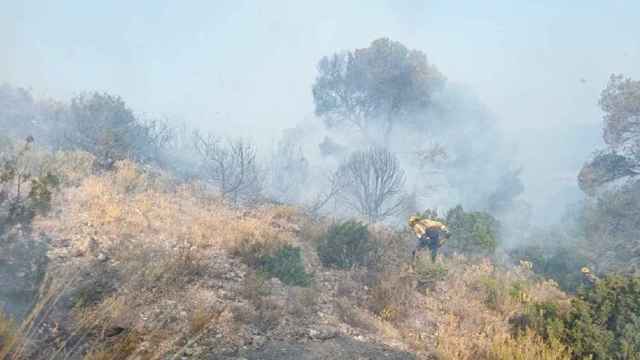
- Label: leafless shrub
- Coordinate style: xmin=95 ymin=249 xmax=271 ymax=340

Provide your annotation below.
xmin=368 ymin=270 xmax=415 ymax=324
xmin=239 ymin=273 xmax=283 ymax=332
xmin=193 ymin=131 xmax=262 ymax=205
xmin=268 ymin=136 xmax=309 ymax=204
xmin=333 ymin=147 xmax=406 ymax=223
xmin=333 ymin=297 xmax=377 ymax=332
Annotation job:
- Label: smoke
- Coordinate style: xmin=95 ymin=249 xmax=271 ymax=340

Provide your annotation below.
xmin=264 ymin=79 xmax=517 ymax=222
xmin=2 ymin=1 xmax=639 ymax=232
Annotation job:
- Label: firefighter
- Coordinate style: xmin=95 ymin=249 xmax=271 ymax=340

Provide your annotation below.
xmin=581 ymin=267 xmax=599 ymax=287
xmin=408 ymin=215 xmax=451 ymax=262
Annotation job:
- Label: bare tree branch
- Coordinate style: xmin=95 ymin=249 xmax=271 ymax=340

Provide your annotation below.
xmin=193 ymin=131 xmax=262 ymax=205
xmin=333 ymin=147 xmax=406 ymax=223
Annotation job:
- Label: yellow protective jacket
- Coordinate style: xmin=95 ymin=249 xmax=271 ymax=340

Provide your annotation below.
xmin=409 ymin=217 xmax=448 ymax=240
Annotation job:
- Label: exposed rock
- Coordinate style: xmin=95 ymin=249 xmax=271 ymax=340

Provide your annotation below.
xmin=308 ymin=326 xmax=338 ymax=341
xmin=96 ymin=252 xmax=108 ymax=262
xmin=252 ymin=335 xmax=267 ymax=348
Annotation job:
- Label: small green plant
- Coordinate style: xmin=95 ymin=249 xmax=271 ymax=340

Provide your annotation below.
xmin=477 ymin=275 xmax=509 ymax=312
xmin=317 ymin=220 xmax=371 ymax=269
xmin=231 ymin=235 xmax=287 ymax=270
xmin=258 ymin=245 xmax=312 ymax=286
xmin=508 ymin=281 xmax=532 ymax=304
xmin=0 ymin=138 xmax=59 ymax=235
xmin=414 ymin=256 xmax=447 ymax=290
xmin=482 ymin=277 xmax=501 ymax=311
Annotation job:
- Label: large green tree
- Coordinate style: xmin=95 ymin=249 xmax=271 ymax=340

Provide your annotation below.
xmin=577 ymin=74 xmax=640 ymax=274
xmin=312 ymin=38 xmax=445 ymax=143
xmin=600 ymin=74 xmax=640 ymax=151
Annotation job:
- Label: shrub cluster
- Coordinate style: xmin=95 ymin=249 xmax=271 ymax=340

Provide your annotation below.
xmin=234 ymin=237 xmax=311 ymax=286
xmin=510 ymin=245 xmax=590 ymax=293
xmin=317 ymin=220 xmax=372 ymax=269
xmin=0 ymin=139 xmax=59 ymax=235
xmin=515 ymin=274 xmax=640 ymax=359
xmin=581 ymin=181 xmax=640 ymax=273
xmin=444 ymin=205 xmax=500 ymax=256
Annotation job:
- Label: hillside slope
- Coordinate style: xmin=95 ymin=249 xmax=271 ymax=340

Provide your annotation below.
xmin=1 ymin=155 xmax=569 ymax=360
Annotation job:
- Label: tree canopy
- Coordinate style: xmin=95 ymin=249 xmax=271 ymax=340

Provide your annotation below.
xmin=600 ymin=74 xmax=640 ymax=151
xmin=312 ymin=38 xmax=445 ymax=143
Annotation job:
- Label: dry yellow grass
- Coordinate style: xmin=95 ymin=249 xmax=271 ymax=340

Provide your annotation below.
xmin=0 ymin=311 xmax=16 ymax=354
xmin=429 ymin=257 xmax=568 ymax=359
xmin=488 ymin=329 xmax=571 ymax=360
xmin=37 ymin=160 xmax=296 ymax=258
xmin=22 ymin=158 xmax=304 ymax=359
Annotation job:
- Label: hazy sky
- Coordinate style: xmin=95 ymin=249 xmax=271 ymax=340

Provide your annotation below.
xmin=2 ymin=0 xmax=639 ymax=216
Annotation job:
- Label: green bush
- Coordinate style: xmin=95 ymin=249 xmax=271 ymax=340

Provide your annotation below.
xmin=515 ymin=274 xmax=640 ymax=359
xmin=445 ymin=205 xmax=499 ymax=256
xmin=0 ymin=139 xmax=59 ymax=235
xmin=478 ymin=275 xmax=508 ymax=312
xmin=317 ymin=220 xmax=372 ymax=269
xmin=510 ymin=245 xmax=590 ymax=293
xmin=563 ymin=275 xmax=640 ymax=359
xmin=511 ymin=302 xmax=566 ymax=342
xmin=60 ymin=92 xmax=171 ymax=169
xmin=257 ymin=245 xmax=312 ymax=287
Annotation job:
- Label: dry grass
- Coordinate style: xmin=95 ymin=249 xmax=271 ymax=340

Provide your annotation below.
xmin=1 ymin=152 xmax=576 ymax=359
xmin=37 ymin=160 xmax=296 ymax=257
xmin=238 ymin=273 xmax=284 ymax=332
xmin=41 ymin=151 xmax=96 ymax=187
xmin=368 ymin=269 xmax=415 ymax=323
xmin=488 ymin=329 xmax=571 ymax=360
xmin=10 ymin=158 xmax=305 ymax=358
xmin=334 ymin=297 xmax=378 ymax=332
xmin=0 ymin=311 xmax=16 ymax=354
xmin=429 ymin=257 xmax=568 ymax=359
xmin=83 ymin=331 xmax=145 ymax=360
xmin=188 ymin=304 xmax=223 ymax=336
xmin=33 ymin=159 xmax=300 ymax=297
xmin=286 ymin=286 xmax=319 ymax=318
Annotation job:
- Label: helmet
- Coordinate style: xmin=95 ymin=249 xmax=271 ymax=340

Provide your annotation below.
xmin=581 ymin=267 xmax=591 ymax=273
xmin=408 ymin=216 xmax=420 ymax=227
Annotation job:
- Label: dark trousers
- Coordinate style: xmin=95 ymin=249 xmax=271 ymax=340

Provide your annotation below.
xmin=413 ymin=230 xmax=440 ymax=262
